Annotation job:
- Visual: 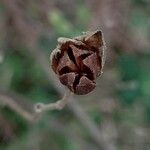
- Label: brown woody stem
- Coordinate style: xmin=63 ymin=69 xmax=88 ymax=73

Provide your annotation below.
xmin=34 ymin=90 xmax=72 ymax=113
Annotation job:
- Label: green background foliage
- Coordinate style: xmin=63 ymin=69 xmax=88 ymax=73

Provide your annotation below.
xmin=0 ymin=0 xmax=150 ymax=149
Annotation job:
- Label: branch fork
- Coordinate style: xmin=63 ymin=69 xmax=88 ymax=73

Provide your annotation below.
xmin=34 ymin=90 xmax=72 ymax=113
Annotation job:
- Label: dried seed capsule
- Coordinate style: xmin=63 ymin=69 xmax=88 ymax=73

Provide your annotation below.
xmin=50 ymin=30 xmax=106 ymax=95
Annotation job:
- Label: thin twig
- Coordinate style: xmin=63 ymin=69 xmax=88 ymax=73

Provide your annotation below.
xmin=0 ymin=93 xmax=34 ymax=122
xmin=0 ymin=90 xmax=72 ymax=121
xmin=34 ymin=90 xmax=72 ymax=113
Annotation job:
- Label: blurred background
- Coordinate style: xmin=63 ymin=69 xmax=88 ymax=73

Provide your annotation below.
xmin=0 ymin=0 xmax=150 ymax=150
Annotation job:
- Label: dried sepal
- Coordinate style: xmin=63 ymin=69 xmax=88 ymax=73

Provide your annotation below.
xmin=50 ymin=30 xmax=106 ymax=95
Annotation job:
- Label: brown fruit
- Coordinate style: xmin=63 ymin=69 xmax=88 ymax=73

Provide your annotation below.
xmin=50 ymin=30 xmax=106 ymax=95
